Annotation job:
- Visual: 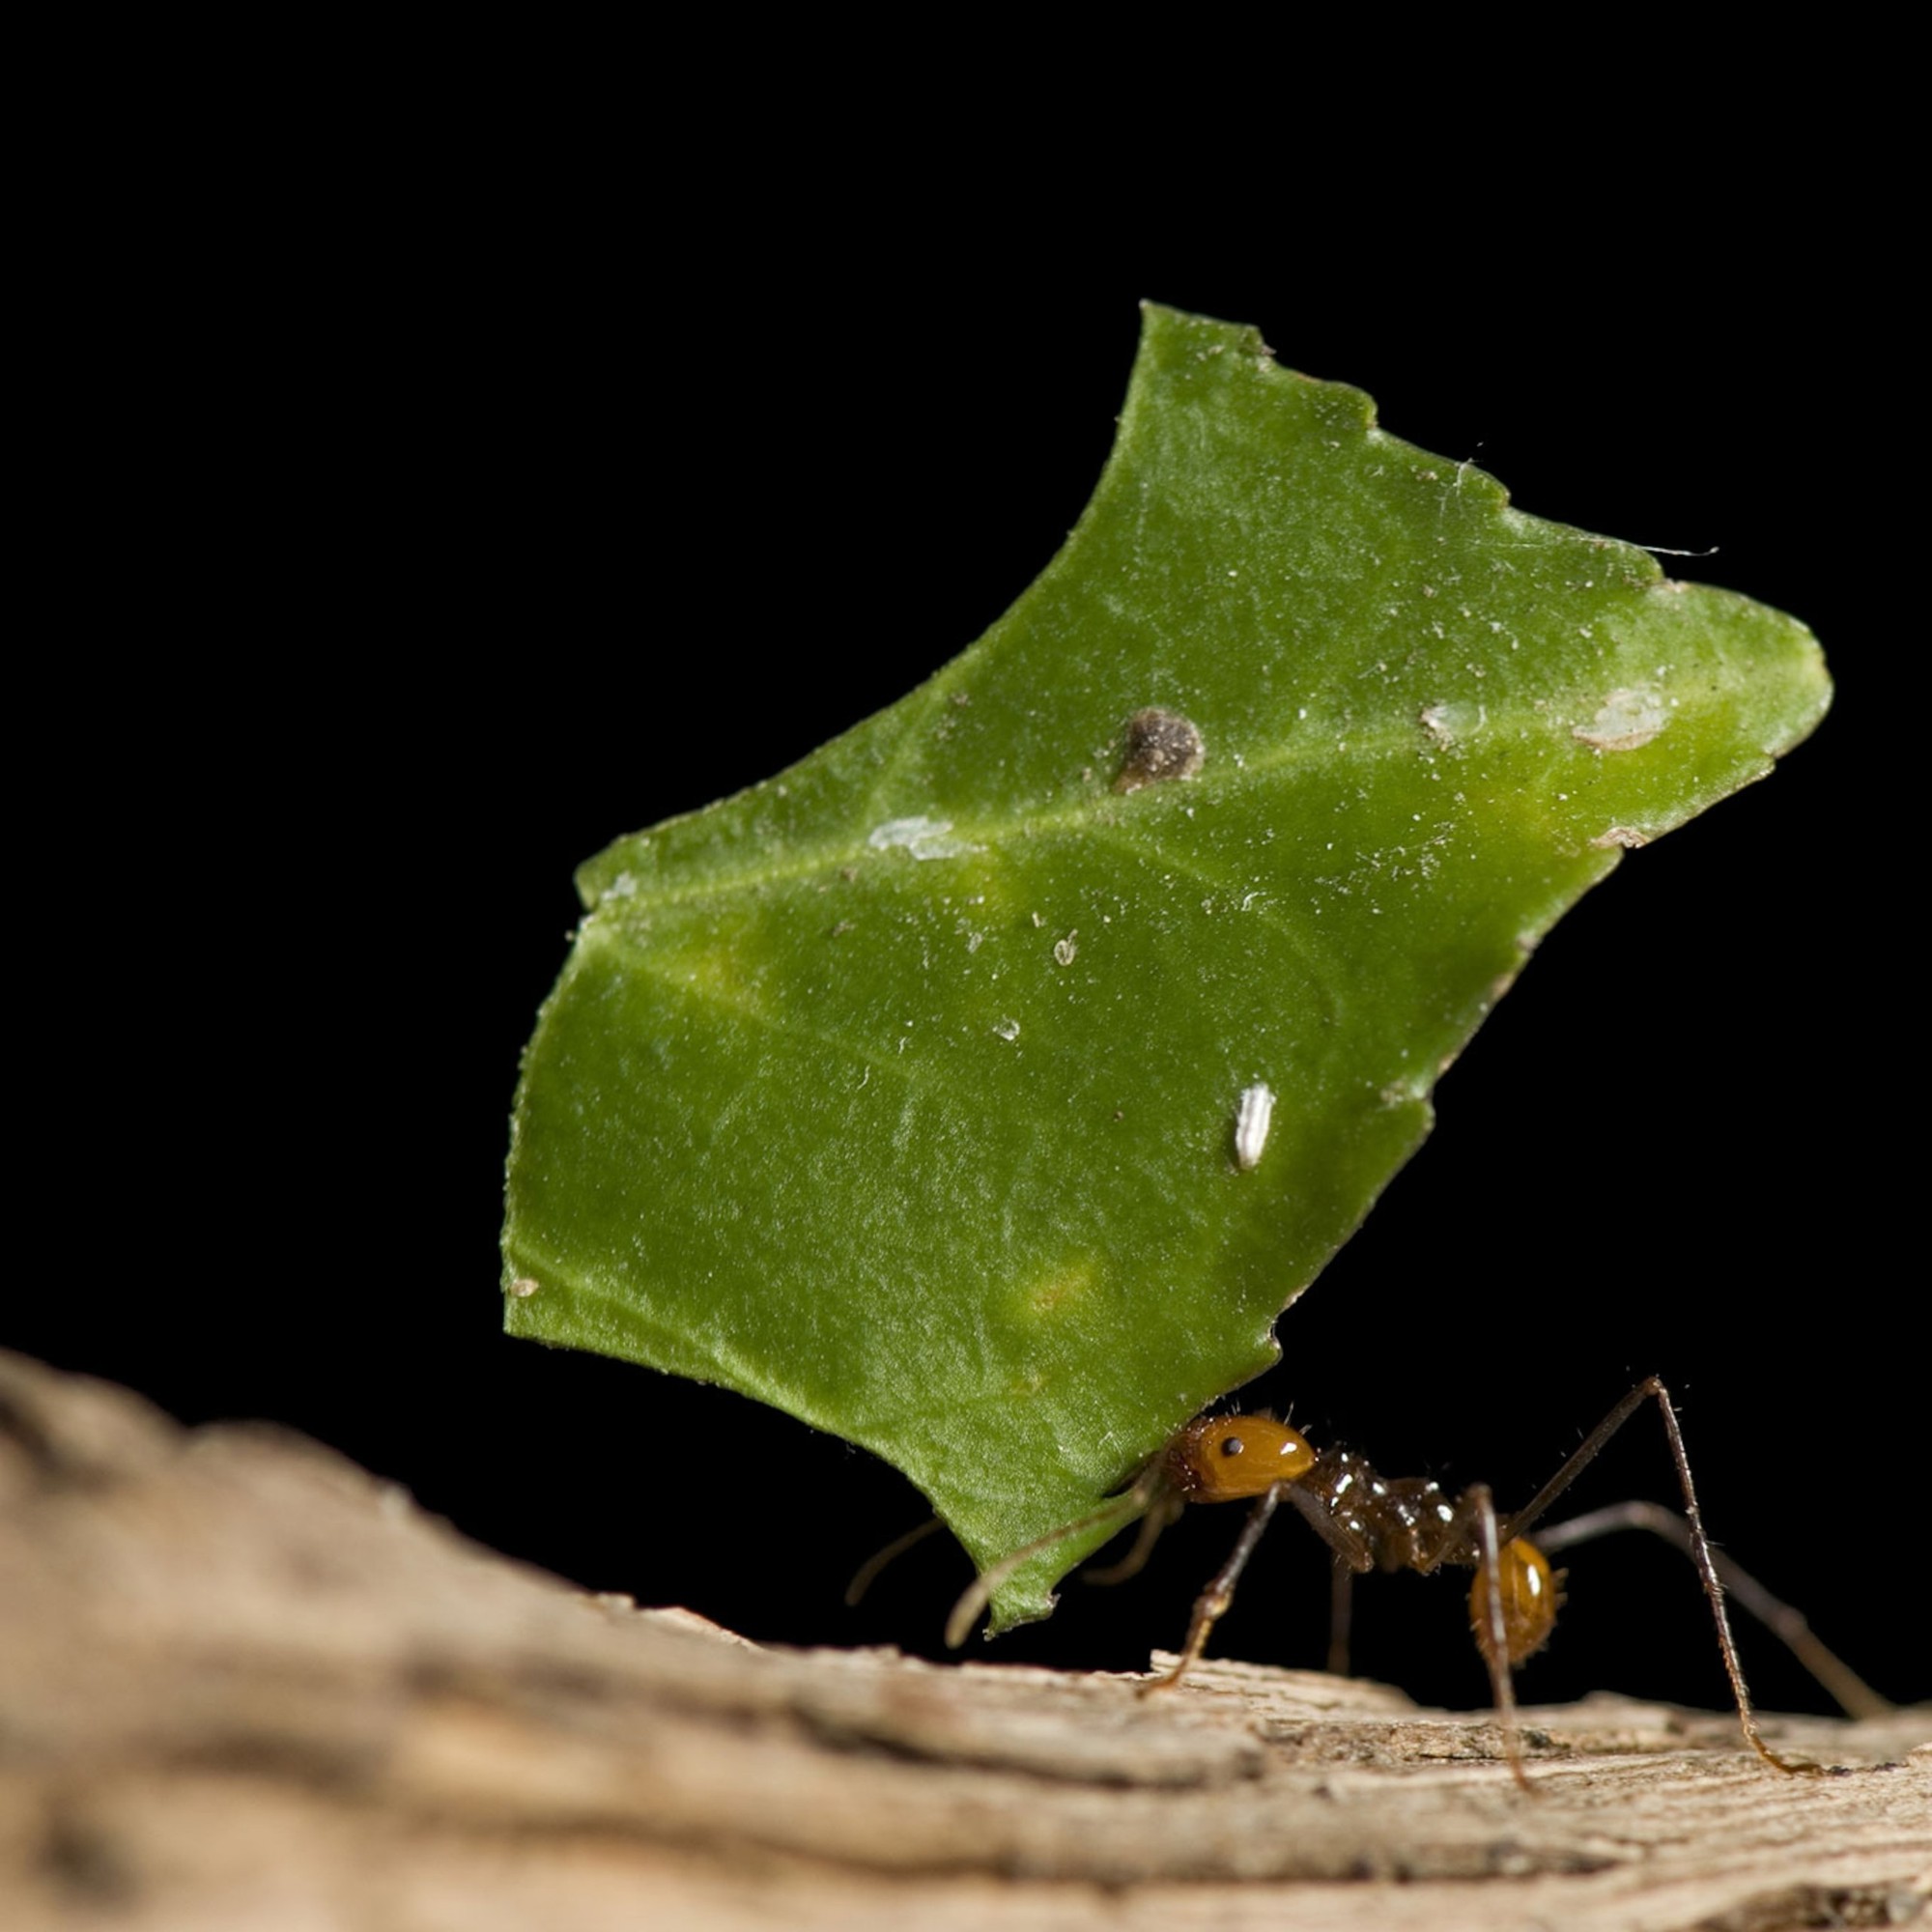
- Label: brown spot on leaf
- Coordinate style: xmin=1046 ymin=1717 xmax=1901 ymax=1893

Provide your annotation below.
xmin=1115 ymin=708 xmax=1206 ymax=792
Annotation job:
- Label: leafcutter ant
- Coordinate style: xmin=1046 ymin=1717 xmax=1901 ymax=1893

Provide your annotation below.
xmin=866 ymin=1376 xmax=1888 ymax=1787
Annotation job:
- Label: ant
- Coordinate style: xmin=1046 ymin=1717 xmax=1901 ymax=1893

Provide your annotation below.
xmin=861 ymin=1377 xmax=1889 ymax=1788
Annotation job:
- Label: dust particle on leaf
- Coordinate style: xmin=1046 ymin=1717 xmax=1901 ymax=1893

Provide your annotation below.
xmin=1115 ymin=707 xmax=1206 ymax=792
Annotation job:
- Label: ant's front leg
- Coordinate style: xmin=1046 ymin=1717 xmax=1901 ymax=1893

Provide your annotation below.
xmin=1139 ymin=1486 xmax=1284 ymax=1696
xmin=1083 ymin=1492 xmax=1185 ymax=1588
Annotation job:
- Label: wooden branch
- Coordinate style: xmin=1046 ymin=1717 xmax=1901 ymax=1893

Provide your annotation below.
xmin=3 ymin=1351 xmax=1926 ymax=1931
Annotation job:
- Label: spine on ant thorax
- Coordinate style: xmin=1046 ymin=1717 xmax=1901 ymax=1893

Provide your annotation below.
xmin=1303 ymin=1447 xmax=1465 ymax=1573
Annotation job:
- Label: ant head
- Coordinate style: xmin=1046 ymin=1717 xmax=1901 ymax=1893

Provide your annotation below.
xmin=1170 ymin=1413 xmax=1316 ymax=1502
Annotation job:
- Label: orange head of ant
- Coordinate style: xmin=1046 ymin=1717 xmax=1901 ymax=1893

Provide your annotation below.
xmin=1167 ymin=1412 xmax=1317 ymax=1503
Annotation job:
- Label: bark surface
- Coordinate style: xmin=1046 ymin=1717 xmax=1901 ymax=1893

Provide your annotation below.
xmin=3 ymin=1351 xmax=1927 ymax=1932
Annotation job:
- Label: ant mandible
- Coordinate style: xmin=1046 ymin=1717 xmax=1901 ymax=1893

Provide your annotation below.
xmin=922 ymin=1376 xmax=1888 ymax=1788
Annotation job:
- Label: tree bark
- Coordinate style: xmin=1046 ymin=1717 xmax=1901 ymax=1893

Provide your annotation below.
xmin=3 ymin=1351 xmax=1926 ymax=1932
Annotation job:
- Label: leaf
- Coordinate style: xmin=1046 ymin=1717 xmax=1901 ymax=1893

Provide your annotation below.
xmin=502 ymin=304 xmax=1829 ymax=1631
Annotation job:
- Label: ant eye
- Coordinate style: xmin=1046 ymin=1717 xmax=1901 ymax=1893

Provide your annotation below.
xmin=1220 ymin=1435 xmax=1244 ymax=1457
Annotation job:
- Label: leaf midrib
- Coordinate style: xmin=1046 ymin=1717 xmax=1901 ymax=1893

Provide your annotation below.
xmin=595 ymin=701 xmax=1587 ymax=920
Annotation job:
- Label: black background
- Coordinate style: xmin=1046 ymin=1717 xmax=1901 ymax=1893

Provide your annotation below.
xmin=23 ymin=111 xmax=1919 ymax=1731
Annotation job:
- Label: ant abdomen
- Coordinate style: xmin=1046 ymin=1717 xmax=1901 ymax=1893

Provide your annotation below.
xmin=1469 ymin=1537 xmax=1563 ymax=1666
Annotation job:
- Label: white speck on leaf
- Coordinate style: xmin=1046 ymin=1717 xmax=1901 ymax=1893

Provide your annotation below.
xmin=868 ymin=815 xmax=980 ymax=860
xmin=1574 ymin=688 xmax=1667 ymax=752
xmin=1420 ymin=701 xmax=1486 ymax=745
xmin=1234 ymin=1083 xmax=1274 ymax=1171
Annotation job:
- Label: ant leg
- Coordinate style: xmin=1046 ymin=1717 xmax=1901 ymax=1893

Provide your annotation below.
xmin=946 ymin=1477 xmax=1160 ymax=1650
xmin=1496 ymin=1376 xmax=1664 ymax=1546
xmin=1432 ymin=1483 xmax=1531 ymax=1789
xmin=1502 ymin=1376 xmax=1824 ymax=1776
xmin=1327 ymin=1556 xmax=1354 ymax=1677
xmin=1273 ymin=1484 xmax=1375 ymax=1676
xmin=1083 ymin=1493 xmax=1184 ymax=1587
xmin=845 ymin=1517 xmax=946 ymax=1607
xmin=1139 ymin=1485 xmax=1284 ymax=1696
xmin=1538 ymin=1501 xmax=1892 ymax=1721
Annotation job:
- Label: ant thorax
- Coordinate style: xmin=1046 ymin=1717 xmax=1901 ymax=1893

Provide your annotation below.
xmin=1302 ymin=1448 xmax=1463 ymax=1574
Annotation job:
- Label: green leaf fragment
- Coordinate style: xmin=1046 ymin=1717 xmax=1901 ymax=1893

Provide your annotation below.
xmin=503 ymin=305 xmax=1830 ymax=1631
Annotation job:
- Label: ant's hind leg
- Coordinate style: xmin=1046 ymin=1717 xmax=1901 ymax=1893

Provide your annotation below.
xmin=1139 ymin=1487 xmax=1284 ymax=1696
xmin=1501 ymin=1377 xmax=1825 ymax=1776
xmin=1536 ymin=1501 xmax=1892 ymax=1721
